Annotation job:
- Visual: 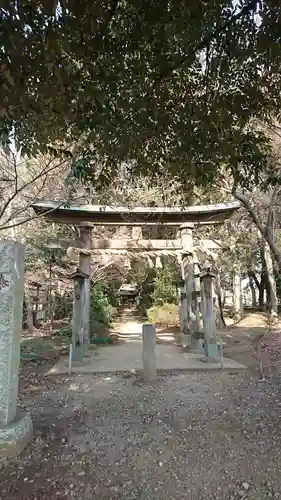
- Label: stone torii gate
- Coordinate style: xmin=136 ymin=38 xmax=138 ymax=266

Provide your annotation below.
xmin=32 ymin=200 xmax=240 ymax=359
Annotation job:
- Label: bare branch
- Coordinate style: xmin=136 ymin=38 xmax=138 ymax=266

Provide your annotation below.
xmin=0 ymin=154 xmax=68 ymax=224
xmin=0 ymin=205 xmax=64 ymax=231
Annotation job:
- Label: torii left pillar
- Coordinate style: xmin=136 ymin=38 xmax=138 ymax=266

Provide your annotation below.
xmin=78 ymin=223 xmax=92 ymax=346
xmin=179 ymin=224 xmax=194 ymax=345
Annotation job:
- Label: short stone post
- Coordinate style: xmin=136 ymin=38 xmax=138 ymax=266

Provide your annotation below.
xmin=142 ymin=324 xmax=157 ymax=381
xmin=78 ymin=224 xmax=92 ymax=346
xmin=200 ymin=268 xmax=218 ymax=359
xmin=0 ymin=241 xmax=33 ymax=456
xmin=68 ymin=269 xmax=90 ymax=362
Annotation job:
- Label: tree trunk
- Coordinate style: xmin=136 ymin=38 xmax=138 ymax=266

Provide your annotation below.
xmin=234 ymin=192 xmax=281 ymax=271
xmin=264 ymin=243 xmax=278 ymax=317
xmin=214 ymin=272 xmax=226 ymax=327
xmin=26 ymin=307 xmax=35 ymax=335
xmin=233 ymin=266 xmax=242 ymax=319
xmin=260 ymin=241 xmax=278 ymax=317
xmin=259 ymin=272 xmax=265 ymax=311
xmin=248 ymin=271 xmax=260 ymax=291
xmin=248 ymin=272 xmax=257 ymax=307
xmin=24 ymin=287 xmax=35 ymax=335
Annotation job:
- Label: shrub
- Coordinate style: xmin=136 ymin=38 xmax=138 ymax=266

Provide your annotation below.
xmin=152 ymin=265 xmax=178 ymax=306
xmin=147 ymin=303 xmax=179 ymax=329
xmin=91 ymin=283 xmax=117 ymax=327
xmin=55 ymin=325 xmax=72 ymax=338
xmin=226 ymin=304 xmax=239 ymax=319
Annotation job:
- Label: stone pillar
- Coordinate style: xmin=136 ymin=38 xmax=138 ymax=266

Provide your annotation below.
xmin=0 ymin=241 xmax=33 ymax=456
xmin=200 ymin=269 xmax=218 ymax=359
xmin=78 ymin=223 xmax=92 ymax=346
xmin=142 ymin=324 xmax=157 ymax=381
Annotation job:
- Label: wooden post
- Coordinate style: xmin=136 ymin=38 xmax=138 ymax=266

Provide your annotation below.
xmin=78 ymin=224 xmax=92 ymax=346
xmin=142 ymin=324 xmax=157 ymax=381
xmin=200 ymin=269 xmax=218 ymax=359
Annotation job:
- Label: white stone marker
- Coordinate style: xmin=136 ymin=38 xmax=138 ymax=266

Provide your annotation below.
xmin=142 ymin=324 xmax=157 ymax=382
xmin=0 ymin=241 xmax=33 ymax=456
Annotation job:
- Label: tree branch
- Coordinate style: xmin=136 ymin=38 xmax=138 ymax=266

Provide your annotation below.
xmin=94 ymin=0 xmax=119 ymax=43
xmin=233 ymin=191 xmax=266 ymax=237
xmin=0 ymin=156 xmax=67 ymax=222
xmin=152 ymin=0 xmax=259 ymax=88
xmin=0 ymin=205 xmax=64 ymax=232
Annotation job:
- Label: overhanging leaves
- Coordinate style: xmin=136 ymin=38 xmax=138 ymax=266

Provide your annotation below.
xmin=1 ymin=1 xmax=281 ymax=188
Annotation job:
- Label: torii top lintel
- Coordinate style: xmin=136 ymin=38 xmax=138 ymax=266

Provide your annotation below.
xmin=31 ymin=200 xmax=240 ymax=225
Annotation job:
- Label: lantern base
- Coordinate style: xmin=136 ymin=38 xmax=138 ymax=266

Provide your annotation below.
xmin=204 ymin=342 xmax=218 ymax=358
xmin=0 ymin=412 xmax=33 ymax=457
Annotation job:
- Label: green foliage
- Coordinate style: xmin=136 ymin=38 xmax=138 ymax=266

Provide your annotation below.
xmin=152 ymin=262 xmax=179 ymax=306
xmin=135 ymin=260 xmax=179 ymax=315
xmin=147 ymin=303 xmax=179 ymax=329
xmin=1 ymin=1 xmax=281 ymax=188
xmin=91 ymin=283 xmax=117 ymax=327
xmin=137 ymin=292 xmax=154 ymax=317
xmin=226 ymin=304 xmax=239 ymax=319
xmin=54 ymin=326 xmax=72 ymax=338
xmin=20 ymin=338 xmax=56 ymax=360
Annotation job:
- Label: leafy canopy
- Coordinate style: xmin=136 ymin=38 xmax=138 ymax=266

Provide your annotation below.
xmin=1 ymin=1 xmax=281 ymax=188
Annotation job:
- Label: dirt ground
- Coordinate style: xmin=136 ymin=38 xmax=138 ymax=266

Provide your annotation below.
xmin=1 ymin=312 xmax=281 ymax=500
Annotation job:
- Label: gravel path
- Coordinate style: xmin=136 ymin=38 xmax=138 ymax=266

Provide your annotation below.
xmin=1 ymin=370 xmax=281 ymax=499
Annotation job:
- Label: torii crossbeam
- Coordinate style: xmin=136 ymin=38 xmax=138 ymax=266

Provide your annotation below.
xmin=32 ymin=200 xmax=240 ymax=225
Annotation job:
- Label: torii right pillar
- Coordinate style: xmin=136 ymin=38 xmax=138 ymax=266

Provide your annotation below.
xmin=200 ymin=268 xmax=218 ymax=359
